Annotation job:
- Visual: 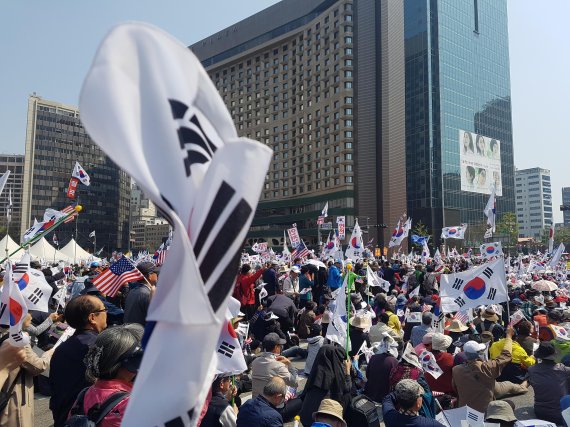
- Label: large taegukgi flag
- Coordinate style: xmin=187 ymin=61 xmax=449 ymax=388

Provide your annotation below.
xmin=79 ymin=23 xmax=271 ymax=427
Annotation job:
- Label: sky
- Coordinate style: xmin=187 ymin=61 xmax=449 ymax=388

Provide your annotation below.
xmin=0 ymin=0 xmax=568 ymax=222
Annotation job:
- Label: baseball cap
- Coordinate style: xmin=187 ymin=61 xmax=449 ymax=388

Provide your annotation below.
xmin=463 ymin=340 xmax=487 ymax=354
xmin=137 ymin=261 xmax=158 ymax=276
xmin=290 ymin=266 xmax=301 ymax=274
xmin=262 ymin=332 xmax=286 ymax=350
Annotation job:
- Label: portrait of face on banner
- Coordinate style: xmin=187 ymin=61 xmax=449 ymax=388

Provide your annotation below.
xmin=459 ymin=130 xmax=502 ymax=196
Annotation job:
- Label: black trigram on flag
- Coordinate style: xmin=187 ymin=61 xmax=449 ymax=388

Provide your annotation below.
xmin=218 ymin=341 xmax=235 ymax=358
xmin=28 ymin=288 xmax=43 ymax=305
xmin=164 ymin=409 xmax=196 ymax=427
xmin=482 ymin=267 xmax=493 ymax=279
xmin=454 ymin=296 xmax=466 ymax=308
xmin=13 ymin=262 xmax=28 ymax=276
xmin=452 ymin=278 xmax=464 ymax=290
xmin=169 ymin=99 xmax=218 ymax=177
xmin=487 ymin=288 xmax=497 ymax=301
xmin=0 ymin=302 xmax=6 ymax=320
xmin=467 ymin=411 xmax=479 ymax=421
xmin=11 ymin=333 xmax=23 ymax=342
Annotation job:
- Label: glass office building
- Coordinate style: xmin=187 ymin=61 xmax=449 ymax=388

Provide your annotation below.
xmin=21 ymin=96 xmax=131 ymax=252
xmin=405 ymin=0 xmax=515 ymax=245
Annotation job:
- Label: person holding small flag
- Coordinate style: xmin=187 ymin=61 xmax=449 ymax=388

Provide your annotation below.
xmin=235 ymin=263 xmax=266 ymax=319
xmin=201 ymin=374 xmax=238 ymax=427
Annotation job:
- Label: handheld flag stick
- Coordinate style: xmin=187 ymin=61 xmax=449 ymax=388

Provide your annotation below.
xmin=346 ymin=273 xmax=351 ymax=359
xmin=123 ymin=256 xmax=155 ymax=289
xmin=0 ymin=205 xmax=82 ymax=264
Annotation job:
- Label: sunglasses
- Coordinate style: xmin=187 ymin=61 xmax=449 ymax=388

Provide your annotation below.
xmin=91 ymin=308 xmax=108 ymax=315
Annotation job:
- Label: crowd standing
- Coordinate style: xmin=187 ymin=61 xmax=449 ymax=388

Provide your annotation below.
xmin=1 ymin=250 xmax=570 ymax=426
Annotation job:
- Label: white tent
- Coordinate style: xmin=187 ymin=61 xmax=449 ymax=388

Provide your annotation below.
xmin=29 ymin=237 xmax=72 ymax=263
xmin=59 ymin=238 xmax=97 ymax=264
xmin=0 ymin=234 xmax=25 ymax=260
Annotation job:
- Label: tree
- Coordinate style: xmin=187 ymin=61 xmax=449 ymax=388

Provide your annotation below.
xmin=412 ymin=220 xmax=430 ymax=238
xmin=496 ymin=212 xmax=519 ymax=248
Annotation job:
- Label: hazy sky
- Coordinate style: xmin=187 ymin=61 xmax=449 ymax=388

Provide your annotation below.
xmin=0 ymin=0 xmax=568 ymax=222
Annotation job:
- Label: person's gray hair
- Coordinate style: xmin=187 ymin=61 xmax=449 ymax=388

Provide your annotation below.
xmin=263 ymin=376 xmax=287 ymax=397
xmin=395 ymin=379 xmax=424 ymax=409
xmin=84 ymin=324 xmax=144 ymax=381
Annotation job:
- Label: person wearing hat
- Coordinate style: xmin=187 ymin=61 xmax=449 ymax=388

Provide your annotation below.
xmin=382 ymin=379 xmax=445 ymax=427
xmin=123 ymin=261 xmax=158 ymax=326
xmin=201 ymin=373 xmax=238 ymax=427
xmin=348 ymin=314 xmax=371 ymax=360
xmin=327 ymin=260 xmax=343 ymax=291
xmin=485 ymin=400 xmax=517 ymax=427
xmin=425 ymin=333 xmax=455 ymax=395
xmin=452 ymin=326 xmax=517 ymax=413
xmin=528 ymin=341 xmax=570 ymax=424
xmin=282 ymin=265 xmax=301 ymax=306
xmin=475 ymin=307 xmax=504 ymax=343
xmin=311 ymin=398 xmax=347 ymax=427
xmin=250 ymin=333 xmax=300 ymax=421
xmin=444 ymin=318 xmax=470 ymax=354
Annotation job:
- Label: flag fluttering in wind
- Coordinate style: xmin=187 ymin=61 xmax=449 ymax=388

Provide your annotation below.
xmin=291 ymin=240 xmax=310 ymax=260
xmin=549 ymin=243 xmax=565 ymax=268
xmin=411 ymin=234 xmax=429 ymax=246
xmin=439 ymin=257 xmax=508 ymax=312
xmin=484 ymin=184 xmax=496 ymax=234
xmin=345 ymin=219 xmax=364 ymax=259
xmin=92 ymin=256 xmax=144 ymax=297
xmin=548 ymin=225 xmax=555 ymax=254
xmin=79 ymin=22 xmax=271 ymax=426
xmin=6 ymin=187 xmax=12 ymax=223
xmin=281 ymin=230 xmax=291 ymax=260
xmin=22 ymin=208 xmax=67 ymax=243
xmin=326 ymin=275 xmax=349 ymax=350
xmin=389 ymin=217 xmax=411 ymax=248
xmin=367 ymin=265 xmax=390 ymax=292
xmin=0 ymin=170 xmax=10 ymax=197
xmin=441 ymin=225 xmax=467 ymax=240
xmin=0 ymin=262 xmax=30 ymax=346
xmin=72 ymin=161 xmax=91 ymax=186
xmin=89 ymin=230 xmax=96 ymax=238
xmin=13 ymin=253 xmax=52 ymax=313
xmin=321 ymin=202 xmax=329 ymax=218
xmin=479 ymin=242 xmax=503 ymax=259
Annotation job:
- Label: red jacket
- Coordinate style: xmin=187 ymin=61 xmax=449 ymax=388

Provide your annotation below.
xmin=79 ymin=379 xmax=132 ymax=427
xmin=236 ymin=269 xmax=264 ymax=305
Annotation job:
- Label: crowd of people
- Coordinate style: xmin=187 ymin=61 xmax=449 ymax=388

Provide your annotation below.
xmin=1 ymin=251 xmax=570 ymax=426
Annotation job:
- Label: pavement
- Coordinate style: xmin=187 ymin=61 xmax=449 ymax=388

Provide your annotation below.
xmin=33 ymin=349 xmax=539 ymax=427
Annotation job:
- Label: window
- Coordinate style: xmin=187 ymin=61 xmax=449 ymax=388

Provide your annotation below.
xmin=345 ymin=176 xmax=353 ymax=183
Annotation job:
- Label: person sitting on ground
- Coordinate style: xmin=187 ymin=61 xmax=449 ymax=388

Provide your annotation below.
xmin=385 ymin=302 xmax=402 ymax=336
xmin=514 ymin=320 xmax=538 ymax=356
xmin=485 ymin=400 xmax=517 ymax=427
xmin=304 ymin=324 xmax=325 ymax=376
xmin=490 ymin=330 xmax=535 ymax=384
xmin=410 ymin=312 xmax=433 ymax=347
xmin=267 ymin=293 xmax=297 ymax=334
xmin=425 ymin=333 xmax=455 ymax=395
xmin=201 ymin=374 xmax=238 ymax=427
xmin=527 ymin=341 xmax=570 ymax=425
xmin=348 ymin=314 xmax=371 ymax=360
xmin=237 ymin=376 xmax=287 ymax=427
xmin=365 ymin=332 xmax=399 ymax=403
xmin=382 ymin=379 xmax=445 ymax=427
xmin=310 ymin=398 xmax=347 ymax=427
xmin=250 ymin=333 xmax=301 ymax=422
xmin=297 ymin=301 xmax=317 ymax=339
xmin=475 ymin=307 xmax=504 ymax=343
xmin=67 ymin=324 xmax=144 ymax=427
xmin=369 ymin=312 xmax=400 ymax=344
xmin=49 ymin=295 xmax=108 ymax=427
xmin=299 ymin=344 xmax=352 ymax=427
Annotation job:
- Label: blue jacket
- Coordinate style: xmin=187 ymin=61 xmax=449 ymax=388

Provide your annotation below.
xmin=327 ymin=265 xmax=342 ymax=290
xmin=262 ymin=268 xmax=279 ymax=296
xmin=237 ymin=395 xmax=283 ymax=427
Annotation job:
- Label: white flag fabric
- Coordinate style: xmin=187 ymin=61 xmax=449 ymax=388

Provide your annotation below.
xmin=345 ymin=219 xmax=364 ymax=260
xmin=479 ymin=242 xmax=503 ymax=259
xmin=72 ymin=161 xmax=91 ymax=186
xmin=80 ymin=23 xmax=271 ymax=426
xmin=7 ymin=187 xmax=13 ymax=223
xmin=89 ymin=230 xmax=96 ymax=238
xmin=0 ymin=263 xmax=30 ymax=347
xmin=389 ymin=217 xmax=411 ymax=248
xmin=509 ymin=309 xmax=526 ymax=326
xmin=22 ymin=208 xmax=67 ymax=243
xmin=419 ymin=349 xmax=444 ymax=379
xmin=326 ymin=275 xmax=349 ymax=349
xmin=549 ymin=243 xmax=565 ymax=268
xmin=440 ymin=257 xmax=508 ymax=313
xmin=421 ymin=240 xmax=430 ymax=263
xmin=281 ymin=231 xmax=291 ymax=260
xmin=13 ymin=254 xmax=52 ymax=313
xmin=548 ymin=226 xmax=555 ymax=254
xmin=0 ymin=170 xmax=10 ymax=197
xmin=441 ymin=225 xmax=467 ymax=240
xmin=483 ymin=227 xmax=493 ymax=239
xmin=367 ymin=266 xmax=390 ymax=292
xmin=215 ymin=320 xmax=247 ymax=375
xmin=321 ymin=202 xmax=329 ymax=217
xmin=484 ymin=185 xmax=496 ymax=233
xmin=434 ymin=249 xmax=442 ymax=263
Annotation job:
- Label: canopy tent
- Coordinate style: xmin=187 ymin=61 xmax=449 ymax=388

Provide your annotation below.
xmin=29 ymin=237 xmax=72 ymax=263
xmin=59 ymin=238 xmax=98 ymax=264
xmin=0 ymin=234 xmax=25 ymax=260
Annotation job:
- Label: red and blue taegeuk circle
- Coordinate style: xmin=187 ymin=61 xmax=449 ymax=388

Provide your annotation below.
xmin=463 ymin=277 xmax=486 ymax=300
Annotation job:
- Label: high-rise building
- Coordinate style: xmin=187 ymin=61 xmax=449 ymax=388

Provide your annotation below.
xmin=515 ymin=167 xmax=552 ymax=238
xmin=130 ymin=182 xmax=169 ymax=251
xmin=190 ymin=0 xmax=406 ymax=249
xmin=21 ymin=95 xmax=131 ymax=252
xmin=562 ymin=187 xmax=570 ymax=226
xmin=0 ymin=154 xmax=24 ymax=241
xmin=404 ymin=0 xmax=515 ymax=244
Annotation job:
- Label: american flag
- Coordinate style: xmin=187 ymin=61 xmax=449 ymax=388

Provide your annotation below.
xmin=153 ymin=243 xmax=168 ymax=266
xmin=61 ymin=205 xmax=78 ymax=223
xmin=92 ymin=256 xmax=144 ymax=297
xmin=291 ymin=241 xmax=310 ymax=259
xmin=453 ymin=310 xmax=470 ymax=325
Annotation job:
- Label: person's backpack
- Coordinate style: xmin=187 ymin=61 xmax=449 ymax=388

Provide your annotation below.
xmin=64 ymin=387 xmax=129 ymax=427
xmin=346 ymin=394 xmax=382 ymax=427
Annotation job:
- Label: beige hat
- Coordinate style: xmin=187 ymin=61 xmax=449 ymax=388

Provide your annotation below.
xmin=445 ymin=319 xmax=469 ymax=333
xmin=350 ymin=314 xmax=371 ymax=330
xmin=313 ymin=398 xmax=347 ymax=427
xmin=485 ymin=400 xmax=517 ymax=422
xmin=481 ymin=307 xmax=499 ymax=322
xmin=431 ymin=333 xmax=453 ymax=351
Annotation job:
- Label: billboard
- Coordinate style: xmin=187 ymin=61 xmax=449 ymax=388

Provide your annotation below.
xmin=459 ymin=130 xmax=502 ymax=196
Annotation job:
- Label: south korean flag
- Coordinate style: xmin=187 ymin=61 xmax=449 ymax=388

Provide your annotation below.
xmin=479 ymin=242 xmax=503 ymax=260
xmin=215 ymin=320 xmax=247 ymax=375
xmin=439 ymin=257 xmax=508 ymax=313
xmin=12 ymin=254 xmax=52 ymax=313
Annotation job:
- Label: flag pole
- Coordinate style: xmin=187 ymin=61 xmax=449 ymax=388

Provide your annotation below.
xmin=346 ymin=272 xmax=351 ymax=360
xmin=0 ymin=206 xmax=81 ymax=264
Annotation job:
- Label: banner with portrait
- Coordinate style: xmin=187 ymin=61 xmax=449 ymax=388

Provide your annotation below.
xmin=459 ymin=130 xmax=502 ymax=196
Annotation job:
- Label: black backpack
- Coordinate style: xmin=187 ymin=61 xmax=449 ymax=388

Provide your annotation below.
xmin=64 ymin=387 xmax=129 ymax=427
xmin=345 ymin=394 xmax=382 ymax=427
